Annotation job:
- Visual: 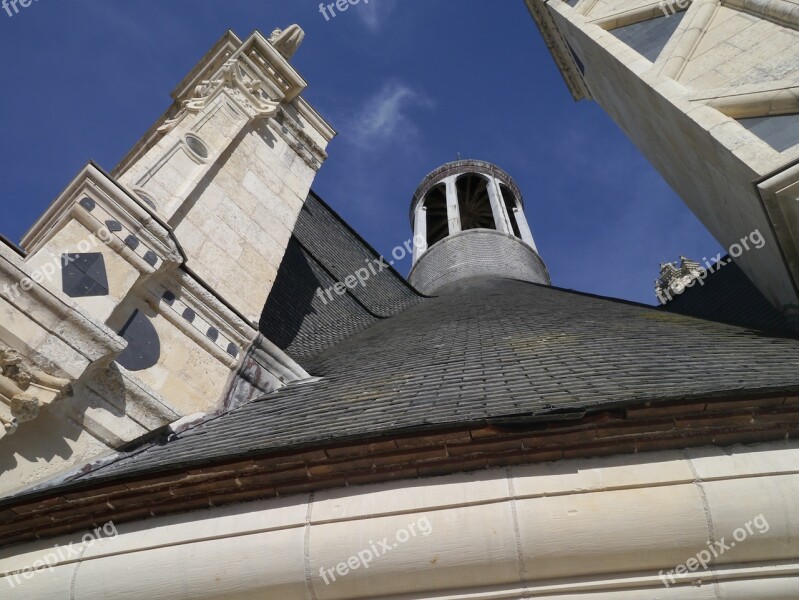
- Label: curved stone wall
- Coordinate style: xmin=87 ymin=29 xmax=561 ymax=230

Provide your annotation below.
xmin=4 ymin=441 xmax=799 ymax=600
xmin=409 ymin=229 xmax=550 ymax=294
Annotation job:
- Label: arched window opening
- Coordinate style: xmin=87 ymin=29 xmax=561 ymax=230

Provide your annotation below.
xmin=500 ymin=185 xmax=522 ymax=238
xmin=424 ymin=184 xmax=448 ymax=247
xmin=456 ymin=175 xmax=495 ymax=231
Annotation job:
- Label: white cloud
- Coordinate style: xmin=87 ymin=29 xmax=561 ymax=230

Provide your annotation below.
xmin=355 ymin=0 xmax=400 ymax=33
xmin=345 ymin=81 xmax=432 ymax=151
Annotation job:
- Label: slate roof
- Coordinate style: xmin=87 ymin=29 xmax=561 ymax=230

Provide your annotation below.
xmin=660 ymin=257 xmax=791 ymax=332
xmin=259 ymin=192 xmax=424 ymax=361
xmin=16 ymin=275 xmax=799 ymax=497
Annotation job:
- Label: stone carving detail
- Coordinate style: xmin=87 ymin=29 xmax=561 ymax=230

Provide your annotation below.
xmin=158 ymin=52 xmax=282 ymax=134
xmin=268 ymin=25 xmax=304 ymax=59
xmin=0 ymin=344 xmax=72 ymax=438
xmin=655 ymin=256 xmax=703 ymax=302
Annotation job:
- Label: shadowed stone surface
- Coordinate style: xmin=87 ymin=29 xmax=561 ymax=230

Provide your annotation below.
xmin=116 ymin=310 xmax=161 ymax=372
xmin=739 ymin=113 xmax=799 ymax=153
xmin=609 ymin=12 xmax=687 ymax=62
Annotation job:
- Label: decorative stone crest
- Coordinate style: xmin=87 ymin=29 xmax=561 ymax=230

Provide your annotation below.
xmin=0 ymin=344 xmax=72 ymax=438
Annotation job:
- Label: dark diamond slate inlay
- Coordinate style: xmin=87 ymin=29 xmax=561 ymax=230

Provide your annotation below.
xmin=183 ymin=308 xmax=196 ymax=323
xmin=125 ymin=235 xmax=140 ymax=250
xmin=61 ymin=253 xmax=109 ymax=298
xmin=207 ymin=327 xmax=219 ymax=342
xmin=227 ymin=343 xmax=239 ymax=358
xmin=162 ymin=290 xmax=176 ymax=305
xmin=79 ymin=197 xmax=96 ymax=211
xmin=143 ymin=251 xmax=158 ymax=267
xmin=105 ymin=220 xmax=123 ymax=233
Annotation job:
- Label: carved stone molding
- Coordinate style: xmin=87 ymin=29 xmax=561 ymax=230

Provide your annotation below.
xmin=157 ymin=56 xmax=280 ymax=134
xmin=0 ymin=344 xmax=72 ymax=438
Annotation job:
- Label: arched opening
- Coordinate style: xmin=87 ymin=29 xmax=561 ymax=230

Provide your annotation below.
xmin=500 ymin=184 xmax=522 ymax=238
xmin=424 ymin=184 xmax=448 ymax=247
xmin=456 ymin=174 xmax=495 ymax=231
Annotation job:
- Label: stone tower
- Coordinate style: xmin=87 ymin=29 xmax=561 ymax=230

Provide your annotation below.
xmin=0 ymin=27 xmax=334 ymax=494
xmin=409 ymin=160 xmax=549 ymax=294
xmin=525 ymin=0 xmax=799 ymax=319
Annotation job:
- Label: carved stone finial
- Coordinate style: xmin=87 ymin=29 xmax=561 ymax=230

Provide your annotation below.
xmin=268 ymin=24 xmax=305 ymax=60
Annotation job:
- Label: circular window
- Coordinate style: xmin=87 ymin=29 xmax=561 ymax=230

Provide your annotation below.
xmin=185 ymin=134 xmax=209 ymax=159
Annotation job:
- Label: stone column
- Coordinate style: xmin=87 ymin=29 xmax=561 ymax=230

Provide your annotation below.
xmin=413 ymin=204 xmax=428 ymax=263
xmin=444 ymin=176 xmax=461 ymax=235
xmin=487 ymin=177 xmax=513 ymax=235
xmin=515 ymin=204 xmax=538 ymax=251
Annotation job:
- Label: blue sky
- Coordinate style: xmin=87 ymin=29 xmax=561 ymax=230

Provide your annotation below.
xmin=0 ymin=0 xmax=721 ymax=304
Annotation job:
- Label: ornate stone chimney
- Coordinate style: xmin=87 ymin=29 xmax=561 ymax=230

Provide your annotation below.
xmin=408 ymin=160 xmax=549 ymax=294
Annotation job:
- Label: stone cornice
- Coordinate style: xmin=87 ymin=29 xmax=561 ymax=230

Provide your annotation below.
xmin=169 ymin=31 xmax=243 ymax=103
xmin=20 ymin=163 xmax=182 ymax=274
xmin=692 ymin=83 xmax=799 ymax=118
xmin=273 ymin=107 xmax=328 ymax=170
xmin=722 ymin=0 xmax=799 ymax=28
xmin=147 ymin=269 xmax=259 ymax=369
xmin=524 ymin=0 xmax=592 ymax=102
xmin=294 ymin=96 xmax=337 ymax=144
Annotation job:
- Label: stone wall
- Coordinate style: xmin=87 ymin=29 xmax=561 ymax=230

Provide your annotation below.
xmin=409 ymin=229 xmax=550 ymax=294
xmin=526 ymin=0 xmax=799 ymax=315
